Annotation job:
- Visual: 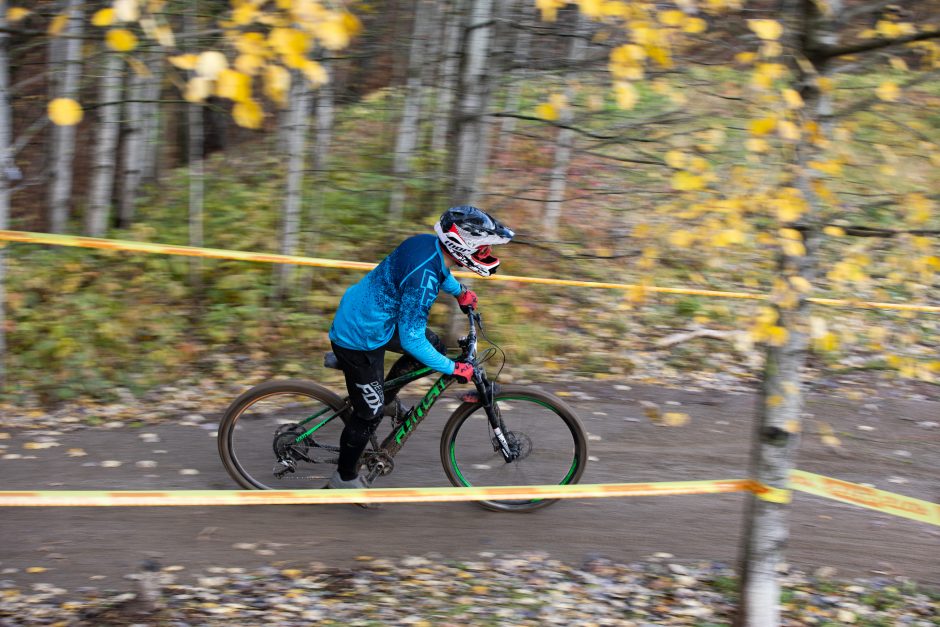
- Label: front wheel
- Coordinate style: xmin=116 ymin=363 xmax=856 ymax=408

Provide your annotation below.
xmin=440 ymin=385 xmax=588 ymax=512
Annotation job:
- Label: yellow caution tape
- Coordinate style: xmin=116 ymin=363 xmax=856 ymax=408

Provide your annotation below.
xmin=752 ymin=483 xmax=793 ymax=504
xmin=0 ymin=479 xmax=752 ymax=507
xmin=2 ymin=230 xmax=938 ymax=312
xmin=790 ymin=470 xmax=940 ymax=527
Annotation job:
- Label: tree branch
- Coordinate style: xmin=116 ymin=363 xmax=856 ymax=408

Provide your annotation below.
xmin=815 ymin=28 xmax=940 ymax=60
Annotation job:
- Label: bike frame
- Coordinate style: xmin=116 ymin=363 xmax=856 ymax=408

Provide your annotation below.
xmin=286 ymin=312 xmax=516 ymax=467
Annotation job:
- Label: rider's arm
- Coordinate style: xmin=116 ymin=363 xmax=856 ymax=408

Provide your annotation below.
xmin=398 ymin=273 xmax=456 ymax=375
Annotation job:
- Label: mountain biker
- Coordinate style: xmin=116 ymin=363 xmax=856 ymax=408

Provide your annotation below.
xmin=326 ymin=205 xmax=514 ymax=491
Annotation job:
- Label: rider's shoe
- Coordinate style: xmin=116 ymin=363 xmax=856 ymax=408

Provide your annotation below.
xmin=324 ymin=470 xmax=378 ymax=509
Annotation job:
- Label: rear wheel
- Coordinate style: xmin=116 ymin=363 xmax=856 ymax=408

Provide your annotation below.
xmin=218 ymin=379 xmax=347 ymax=490
xmin=440 ymin=385 xmax=588 ymax=512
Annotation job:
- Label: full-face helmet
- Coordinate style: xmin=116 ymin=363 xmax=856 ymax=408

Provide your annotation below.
xmin=434 ymin=205 xmax=514 ymax=277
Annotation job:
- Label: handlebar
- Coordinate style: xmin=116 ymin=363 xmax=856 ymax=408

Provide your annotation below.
xmin=459 ymin=310 xmax=482 ymax=365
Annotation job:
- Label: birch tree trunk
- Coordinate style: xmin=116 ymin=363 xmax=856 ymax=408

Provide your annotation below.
xmin=118 ymin=69 xmax=145 ymax=227
xmin=299 ymin=66 xmax=334 ymax=297
xmin=187 ymin=100 xmax=204 ymax=291
xmin=85 ymin=53 xmax=123 ymax=236
xmin=543 ymin=14 xmax=588 ymax=241
xmin=0 ymin=0 xmax=11 ymax=385
xmin=47 ymin=0 xmax=84 ymax=233
xmin=496 ymin=1 xmax=532 ymax=156
xmin=276 ymin=73 xmax=311 ymax=298
xmin=430 ymin=0 xmax=466 ymax=155
xmin=186 ymin=9 xmax=204 ymax=291
xmin=735 ymin=2 xmax=837 ymax=625
xmin=389 ymin=0 xmax=434 ymax=219
xmin=312 ymin=65 xmax=333 ymax=177
xmin=450 ymin=0 xmax=494 ymax=206
xmin=140 ymin=50 xmax=164 ymax=184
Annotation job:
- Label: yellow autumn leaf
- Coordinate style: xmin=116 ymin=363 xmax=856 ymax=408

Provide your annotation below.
xmin=749 ymin=116 xmax=776 ymax=136
xmin=767 ymin=395 xmax=784 ymax=407
xmin=91 ymin=8 xmax=114 ymax=27
xmin=614 ymin=82 xmax=638 ymax=109
xmin=664 ymin=150 xmax=687 ymax=169
xmin=781 ymin=239 xmax=806 ymax=257
xmin=269 ymin=27 xmax=309 ymax=57
xmin=767 ymin=326 xmax=789 ymax=346
xmin=683 ymin=17 xmax=707 ymax=34
xmin=536 ymin=0 xmax=561 ymax=22
xmin=233 ymin=99 xmax=264 ymax=129
xmin=789 ymin=276 xmax=812 ymax=293
xmin=822 ymin=225 xmax=843 ymax=236
xmin=301 ymin=59 xmax=328 ymax=86
xmin=535 ymin=102 xmax=558 ymax=121
xmin=658 ymin=10 xmax=685 ymax=26
xmin=169 ymin=54 xmax=198 ymax=70
xmin=26 ymin=567 xmax=47 ymax=574
xmin=153 ymin=24 xmax=175 ymax=47
xmin=184 ymin=77 xmax=212 ymax=103
xmin=777 ymin=120 xmax=800 ymax=141
xmin=578 ymin=0 xmax=603 ymax=18
xmin=671 ymin=171 xmax=705 ymax=191
xmin=748 ymin=19 xmax=783 ymax=40
xmin=662 ymin=412 xmax=690 ymax=427
xmin=808 ymin=160 xmax=842 ymax=175
xmin=668 ymin=230 xmax=693 ymax=247
xmin=875 ymin=81 xmax=900 ymax=102
xmin=735 ymin=51 xmax=756 ymax=64
xmin=760 ymin=41 xmax=782 ymax=57
xmin=235 ymin=54 xmax=264 ymax=76
xmin=315 ymin=16 xmax=351 ymax=50
xmin=114 ymin=0 xmax=140 ymax=22
xmin=232 ymin=3 xmax=256 ymax=25
xmin=47 ymin=98 xmax=83 ymax=126
xmin=106 ymin=29 xmax=138 ymax=52
xmin=264 ymin=64 xmax=290 ymax=105
xmin=782 ymin=88 xmax=803 ymax=108
xmin=746 ymin=137 xmax=769 ymax=152
xmin=48 ymin=13 xmax=68 ymax=36
xmin=8 ymin=7 xmax=31 ymax=22
xmin=215 ymin=68 xmax=251 ymax=103
xmin=196 ymin=51 xmax=228 ymax=79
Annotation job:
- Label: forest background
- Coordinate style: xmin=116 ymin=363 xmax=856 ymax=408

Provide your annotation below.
xmin=0 ymin=0 xmax=938 ymax=411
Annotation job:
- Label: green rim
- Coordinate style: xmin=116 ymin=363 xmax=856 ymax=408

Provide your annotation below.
xmin=448 ymin=395 xmax=581 ymax=497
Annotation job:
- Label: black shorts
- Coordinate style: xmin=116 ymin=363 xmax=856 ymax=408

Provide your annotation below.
xmin=330 ymin=328 xmax=446 ymax=424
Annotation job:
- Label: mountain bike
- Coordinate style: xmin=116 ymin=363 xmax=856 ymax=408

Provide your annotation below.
xmin=217 ymin=311 xmax=588 ymax=512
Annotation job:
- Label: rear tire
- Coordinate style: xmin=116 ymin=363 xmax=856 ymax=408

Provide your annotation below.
xmin=439 ymin=385 xmax=588 ymax=512
xmin=218 ymin=379 xmax=346 ymax=490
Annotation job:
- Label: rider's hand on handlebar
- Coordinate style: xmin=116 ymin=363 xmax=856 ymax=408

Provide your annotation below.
xmin=452 ymin=361 xmax=474 ymax=384
xmin=456 ymin=286 xmax=478 ymax=314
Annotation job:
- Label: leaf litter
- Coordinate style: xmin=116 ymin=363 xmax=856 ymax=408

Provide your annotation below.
xmin=0 ymin=553 xmax=935 ymax=626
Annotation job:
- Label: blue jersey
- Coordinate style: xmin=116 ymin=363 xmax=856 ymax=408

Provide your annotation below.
xmin=329 ymin=234 xmax=463 ymax=374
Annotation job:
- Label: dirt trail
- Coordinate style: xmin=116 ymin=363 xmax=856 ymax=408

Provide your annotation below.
xmin=1 ymin=382 xmax=937 ymax=590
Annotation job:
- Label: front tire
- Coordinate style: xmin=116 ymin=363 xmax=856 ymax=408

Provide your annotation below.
xmin=440 ymin=385 xmax=588 ymax=512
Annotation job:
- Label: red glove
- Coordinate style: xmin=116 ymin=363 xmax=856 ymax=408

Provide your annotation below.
xmin=456 ymin=287 xmax=478 ymax=314
xmin=452 ymin=361 xmax=474 ymax=384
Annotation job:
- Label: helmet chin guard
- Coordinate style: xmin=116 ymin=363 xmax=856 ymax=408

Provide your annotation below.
xmin=435 ymin=206 xmax=513 ymax=277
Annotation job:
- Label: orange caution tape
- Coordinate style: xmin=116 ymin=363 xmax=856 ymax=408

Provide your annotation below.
xmin=790 ymin=470 xmax=940 ymax=527
xmin=0 ymin=479 xmax=752 ymax=507
xmin=2 ymin=230 xmax=938 ymax=313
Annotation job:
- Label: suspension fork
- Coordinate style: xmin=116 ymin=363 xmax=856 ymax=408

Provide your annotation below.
xmin=474 ymin=372 xmax=516 ymax=462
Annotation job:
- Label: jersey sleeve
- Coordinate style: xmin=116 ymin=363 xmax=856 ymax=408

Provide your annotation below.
xmin=441 ymin=271 xmax=462 ymax=297
xmin=398 ymin=266 xmax=456 ymax=374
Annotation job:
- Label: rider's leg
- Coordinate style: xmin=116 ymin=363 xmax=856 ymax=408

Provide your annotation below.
xmin=330 ymin=343 xmax=385 ymax=481
xmin=383 ymin=328 xmax=446 ymax=402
